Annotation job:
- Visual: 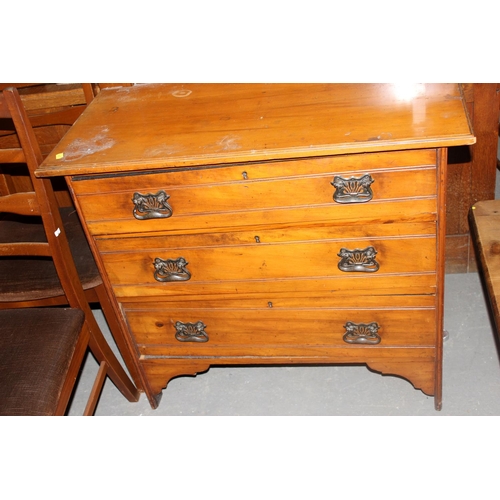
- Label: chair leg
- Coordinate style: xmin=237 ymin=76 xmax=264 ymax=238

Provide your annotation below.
xmin=85 ymin=310 xmax=140 ymax=403
xmin=94 ymin=284 xmax=143 ymax=390
xmin=54 ymin=323 xmax=91 ymax=416
xmin=84 ymin=361 xmax=107 ymax=416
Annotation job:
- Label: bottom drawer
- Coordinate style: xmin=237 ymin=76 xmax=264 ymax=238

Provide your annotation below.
xmin=122 ymin=295 xmax=437 ymax=357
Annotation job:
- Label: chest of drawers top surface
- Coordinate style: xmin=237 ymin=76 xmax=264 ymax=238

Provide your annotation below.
xmin=36 ymin=83 xmax=474 ymax=178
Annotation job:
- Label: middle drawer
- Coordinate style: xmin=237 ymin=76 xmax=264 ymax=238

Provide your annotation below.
xmin=97 ymin=221 xmax=437 ymax=298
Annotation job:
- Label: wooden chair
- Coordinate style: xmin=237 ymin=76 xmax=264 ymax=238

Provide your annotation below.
xmin=0 ymin=307 xmax=96 ymax=415
xmin=0 ymin=86 xmax=140 ymax=414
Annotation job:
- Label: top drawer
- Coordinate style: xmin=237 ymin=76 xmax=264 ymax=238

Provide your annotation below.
xmin=70 ymin=149 xmax=437 ymax=236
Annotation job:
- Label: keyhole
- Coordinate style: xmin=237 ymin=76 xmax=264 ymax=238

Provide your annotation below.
xmin=242 ymin=171 xmax=248 ymax=180
xmin=255 ymin=236 xmax=260 ymax=243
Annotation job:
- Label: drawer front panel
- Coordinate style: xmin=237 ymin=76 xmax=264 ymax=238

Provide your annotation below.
xmin=83 ymin=198 xmax=438 ymax=237
xmin=111 ymin=273 xmax=437 ymax=299
xmin=71 ymin=150 xmax=437 ymax=235
xmin=122 ymin=297 xmax=436 ymax=355
xmin=98 ymin=222 xmax=436 ymax=297
xmin=72 ymin=149 xmax=436 ymax=193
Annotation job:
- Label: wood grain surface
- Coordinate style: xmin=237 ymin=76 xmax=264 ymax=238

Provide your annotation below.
xmin=36 ymin=83 xmax=474 ymax=177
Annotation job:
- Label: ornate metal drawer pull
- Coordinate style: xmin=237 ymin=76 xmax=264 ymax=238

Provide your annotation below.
xmin=132 ymin=190 xmax=173 ymax=219
xmin=175 ymin=321 xmax=208 ymax=343
xmin=338 ymin=246 xmax=379 ymax=272
xmin=343 ymin=321 xmax=381 ymax=345
xmin=154 ymin=257 xmax=191 ymax=282
xmin=332 ymin=174 xmax=374 ymax=203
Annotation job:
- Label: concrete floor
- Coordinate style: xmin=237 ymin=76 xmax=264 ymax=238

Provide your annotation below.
xmin=67 ymin=270 xmax=500 ymax=416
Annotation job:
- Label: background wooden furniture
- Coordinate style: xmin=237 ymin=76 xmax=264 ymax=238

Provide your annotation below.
xmin=0 ymin=83 xmax=132 ymax=207
xmin=0 ymin=84 xmax=89 ymax=206
xmin=445 ymin=83 xmax=500 ymax=273
xmin=470 ymin=200 xmax=500 ymax=339
xmin=0 ymin=86 xmax=140 ymax=412
xmin=36 ymin=84 xmax=474 ymax=411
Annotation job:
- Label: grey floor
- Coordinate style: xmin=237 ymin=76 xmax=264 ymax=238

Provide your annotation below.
xmin=68 ymin=151 xmax=500 ymax=416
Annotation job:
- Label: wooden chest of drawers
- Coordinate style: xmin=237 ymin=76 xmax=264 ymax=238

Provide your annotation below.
xmin=36 ymin=84 xmax=475 ymax=411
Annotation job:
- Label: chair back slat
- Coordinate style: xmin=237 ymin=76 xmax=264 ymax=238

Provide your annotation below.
xmin=29 ymin=106 xmax=86 ymax=128
xmin=0 ymin=84 xmax=41 ymax=91
xmin=0 ymin=93 xmax=10 ymax=118
xmin=0 ymin=148 xmax=26 ymax=163
xmin=0 ymin=192 xmax=40 ymax=215
xmin=0 ymin=242 xmax=51 ymax=257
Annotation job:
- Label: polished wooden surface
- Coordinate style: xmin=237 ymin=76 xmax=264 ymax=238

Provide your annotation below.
xmin=37 ymin=83 xmax=474 ymax=177
xmin=36 ymin=84 xmax=474 ymax=411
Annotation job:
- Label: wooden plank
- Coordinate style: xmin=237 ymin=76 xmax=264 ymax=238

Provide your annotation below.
xmin=470 ymin=200 xmax=500 ymax=332
xmin=469 ymin=84 xmax=499 ymax=205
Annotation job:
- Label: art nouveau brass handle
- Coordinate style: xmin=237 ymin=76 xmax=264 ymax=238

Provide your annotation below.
xmin=343 ymin=322 xmax=381 ymax=345
xmin=337 ymin=246 xmax=379 ymax=272
xmin=132 ymin=190 xmax=173 ymax=219
xmin=332 ymin=174 xmax=374 ymax=203
xmin=175 ymin=321 xmax=208 ymax=343
xmin=153 ymin=257 xmax=191 ymax=282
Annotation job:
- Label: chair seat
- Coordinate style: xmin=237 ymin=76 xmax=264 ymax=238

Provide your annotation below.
xmin=0 ymin=308 xmax=85 ymax=416
xmin=0 ymin=207 xmax=102 ymax=301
